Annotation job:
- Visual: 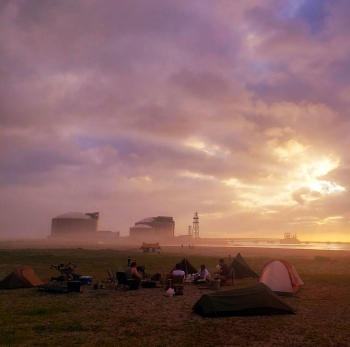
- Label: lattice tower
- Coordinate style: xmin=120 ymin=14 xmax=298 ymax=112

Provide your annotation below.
xmin=193 ymin=212 xmax=199 ymax=239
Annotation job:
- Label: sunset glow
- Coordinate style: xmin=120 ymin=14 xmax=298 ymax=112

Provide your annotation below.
xmin=1 ymin=0 xmax=350 ymax=242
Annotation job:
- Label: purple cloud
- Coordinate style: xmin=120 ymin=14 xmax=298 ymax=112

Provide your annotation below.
xmin=1 ymin=0 xmax=349 ymax=241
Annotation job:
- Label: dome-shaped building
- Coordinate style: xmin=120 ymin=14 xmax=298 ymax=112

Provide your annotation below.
xmin=130 ymin=216 xmax=174 ymax=239
xmin=51 ymin=212 xmax=99 ymax=238
xmin=130 ymin=224 xmax=156 ymax=239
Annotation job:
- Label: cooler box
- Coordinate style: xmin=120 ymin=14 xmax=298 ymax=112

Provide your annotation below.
xmin=67 ymin=281 xmax=81 ymax=292
xmin=79 ymin=276 xmax=93 ymax=285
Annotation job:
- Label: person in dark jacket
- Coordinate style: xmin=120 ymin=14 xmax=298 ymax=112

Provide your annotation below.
xmin=214 ymin=259 xmax=230 ymax=283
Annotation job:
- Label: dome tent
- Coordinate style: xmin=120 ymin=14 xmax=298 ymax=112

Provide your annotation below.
xmin=259 ymin=260 xmax=304 ymax=296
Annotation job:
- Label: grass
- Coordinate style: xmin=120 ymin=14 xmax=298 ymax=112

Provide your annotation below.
xmin=0 ymin=246 xmax=349 ymax=347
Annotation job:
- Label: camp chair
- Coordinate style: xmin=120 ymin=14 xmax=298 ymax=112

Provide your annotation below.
xmin=106 ymin=270 xmax=116 ymax=287
xmin=171 ymin=275 xmax=184 ymax=295
xmin=226 ymin=267 xmax=235 ymax=286
xmin=116 ymin=272 xmax=135 ymax=291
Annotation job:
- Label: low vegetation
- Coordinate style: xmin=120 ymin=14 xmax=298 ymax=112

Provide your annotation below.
xmin=0 ymin=246 xmax=349 ymax=347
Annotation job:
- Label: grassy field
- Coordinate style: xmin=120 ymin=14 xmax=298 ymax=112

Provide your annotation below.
xmin=0 ymin=246 xmax=350 ymax=347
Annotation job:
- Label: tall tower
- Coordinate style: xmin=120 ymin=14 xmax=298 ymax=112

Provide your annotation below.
xmin=188 ymin=225 xmax=192 ymax=237
xmin=193 ymin=212 xmax=199 ymax=239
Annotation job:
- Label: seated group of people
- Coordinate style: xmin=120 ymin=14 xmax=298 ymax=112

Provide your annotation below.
xmin=194 ymin=259 xmax=231 ymax=283
xmin=125 ymin=258 xmax=231 ymax=290
xmin=167 ymin=258 xmax=231 ymax=284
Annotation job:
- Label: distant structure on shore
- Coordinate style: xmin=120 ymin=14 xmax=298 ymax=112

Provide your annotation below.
xmin=50 ymin=212 xmax=120 ymax=240
xmin=51 ymin=212 xmax=99 ymax=238
xmin=193 ymin=212 xmax=199 ymax=239
xmin=129 ymin=216 xmax=175 ymax=240
xmin=280 ymin=232 xmax=301 ymax=244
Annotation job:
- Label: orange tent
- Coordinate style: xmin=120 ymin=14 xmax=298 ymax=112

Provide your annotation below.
xmin=0 ymin=265 xmax=44 ymax=289
xmin=140 ymin=242 xmax=161 ymax=252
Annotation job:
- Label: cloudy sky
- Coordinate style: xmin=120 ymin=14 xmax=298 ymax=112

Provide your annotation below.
xmin=1 ymin=0 xmax=350 ymax=241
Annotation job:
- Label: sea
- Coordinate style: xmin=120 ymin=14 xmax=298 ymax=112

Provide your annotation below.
xmin=218 ymin=241 xmax=350 ymax=251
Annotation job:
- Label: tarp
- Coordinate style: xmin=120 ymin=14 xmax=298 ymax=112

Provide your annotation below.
xmin=192 ymin=282 xmax=296 ymax=317
xmin=140 ymin=242 xmax=161 ymax=249
xmin=259 ymin=260 xmax=304 ymax=296
xmin=171 ymin=258 xmax=197 ymax=275
xmin=230 ymin=253 xmax=259 ymax=278
xmin=0 ymin=266 xmax=44 ymax=289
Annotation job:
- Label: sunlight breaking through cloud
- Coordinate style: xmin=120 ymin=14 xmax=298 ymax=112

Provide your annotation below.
xmin=179 ymin=171 xmax=215 ymax=181
xmin=1 ymin=0 xmax=350 ymax=241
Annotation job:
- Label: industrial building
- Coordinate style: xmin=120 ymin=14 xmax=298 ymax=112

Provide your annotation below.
xmin=51 ymin=212 xmax=99 ymax=238
xmin=130 ymin=216 xmax=175 ymax=240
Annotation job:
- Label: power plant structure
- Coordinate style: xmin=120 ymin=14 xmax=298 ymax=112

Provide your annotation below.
xmin=188 ymin=225 xmax=192 ymax=237
xmin=129 ymin=216 xmax=175 ymax=240
xmin=51 ymin=212 xmax=99 ymax=238
xmin=193 ymin=212 xmax=199 ymax=239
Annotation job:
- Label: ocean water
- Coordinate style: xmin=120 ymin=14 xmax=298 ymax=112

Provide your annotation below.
xmin=200 ymin=241 xmax=350 ymax=251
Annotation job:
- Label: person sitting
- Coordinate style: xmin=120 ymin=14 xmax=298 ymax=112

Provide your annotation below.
xmin=172 ymin=263 xmax=185 ymax=276
xmin=213 ymin=258 xmax=230 ymax=284
xmin=165 ymin=263 xmax=185 ymax=289
xmin=125 ymin=261 xmax=141 ymax=290
xmin=194 ymin=264 xmax=210 ymax=283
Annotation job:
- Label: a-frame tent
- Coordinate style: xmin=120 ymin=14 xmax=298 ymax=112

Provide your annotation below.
xmin=171 ymin=258 xmax=197 ymax=275
xmin=230 ymin=253 xmax=259 ymax=279
xmin=192 ymin=282 xmax=295 ymax=317
xmin=0 ymin=265 xmax=44 ymax=289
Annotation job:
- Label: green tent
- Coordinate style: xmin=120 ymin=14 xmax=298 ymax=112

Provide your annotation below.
xmin=231 ymin=253 xmax=259 ymax=279
xmin=171 ymin=258 xmax=197 ymax=275
xmin=192 ymin=282 xmax=295 ymax=317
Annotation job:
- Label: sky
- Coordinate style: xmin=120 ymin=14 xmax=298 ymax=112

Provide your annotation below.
xmin=1 ymin=0 xmax=350 ymax=241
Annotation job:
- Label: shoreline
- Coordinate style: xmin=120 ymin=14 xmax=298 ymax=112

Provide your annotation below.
xmin=158 ymin=245 xmax=350 ymax=259
xmin=1 ymin=241 xmax=350 ymax=259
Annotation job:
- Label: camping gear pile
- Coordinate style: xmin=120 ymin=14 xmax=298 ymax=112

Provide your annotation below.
xmin=50 ymin=263 xmax=78 ymax=282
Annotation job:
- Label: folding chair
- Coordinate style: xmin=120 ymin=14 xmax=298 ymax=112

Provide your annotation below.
xmin=171 ymin=275 xmax=185 ymax=295
xmin=226 ymin=267 xmax=235 ymax=286
xmin=106 ymin=270 xmax=116 ymax=287
xmin=116 ymin=272 xmax=135 ymax=291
